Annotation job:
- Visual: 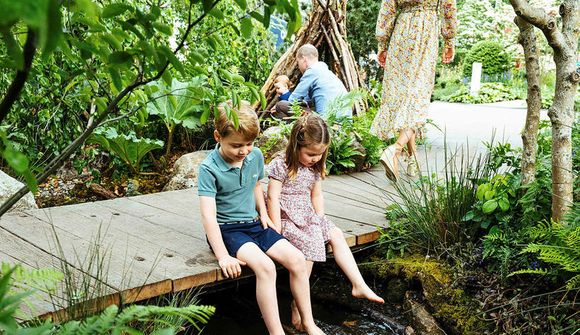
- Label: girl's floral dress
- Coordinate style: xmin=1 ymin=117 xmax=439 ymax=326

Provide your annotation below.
xmin=371 ymin=0 xmax=457 ymax=140
xmin=267 ymin=156 xmax=334 ymax=262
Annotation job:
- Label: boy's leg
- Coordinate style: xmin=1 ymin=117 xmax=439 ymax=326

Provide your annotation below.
xmin=328 ymin=227 xmax=384 ymax=304
xmin=267 ymin=239 xmax=325 ymax=335
xmin=236 ymin=242 xmax=284 ymax=335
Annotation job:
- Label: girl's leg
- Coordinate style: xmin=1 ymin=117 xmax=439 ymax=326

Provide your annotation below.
xmin=291 ymin=261 xmax=314 ymax=331
xmin=237 ymin=242 xmax=284 ymax=335
xmin=328 ymin=227 xmax=384 ymax=303
xmin=267 ymin=240 xmax=325 ymax=335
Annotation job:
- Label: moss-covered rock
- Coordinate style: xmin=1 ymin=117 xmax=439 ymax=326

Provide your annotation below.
xmin=366 ymin=254 xmax=485 ymax=335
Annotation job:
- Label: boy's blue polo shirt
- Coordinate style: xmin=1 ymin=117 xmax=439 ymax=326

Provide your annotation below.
xmin=197 ymin=145 xmax=264 ymax=224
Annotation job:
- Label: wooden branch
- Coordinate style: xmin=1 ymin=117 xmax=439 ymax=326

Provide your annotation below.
xmin=0 ymin=30 xmax=37 ymax=125
xmin=509 ymin=0 xmax=566 ymax=52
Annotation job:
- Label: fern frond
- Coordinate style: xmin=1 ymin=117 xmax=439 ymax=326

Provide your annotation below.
xmin=566 ymin=274 xmax=580 ymax=290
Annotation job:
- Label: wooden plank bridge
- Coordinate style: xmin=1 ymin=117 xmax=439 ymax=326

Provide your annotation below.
xmin=0 ymin=168 xmax=391 ymax=320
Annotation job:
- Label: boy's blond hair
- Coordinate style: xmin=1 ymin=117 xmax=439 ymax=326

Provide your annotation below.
xmin=274 ymin=75 xmax=292 ymax=88
xmin=214 ymin=100 xmax=260 ymax=140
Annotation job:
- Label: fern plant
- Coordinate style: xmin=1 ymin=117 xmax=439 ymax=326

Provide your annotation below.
xmin=511 ymin=204 xmax=580 ymax=289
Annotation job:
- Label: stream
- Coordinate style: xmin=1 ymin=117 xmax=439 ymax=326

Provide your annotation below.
xmin=195 ymin=260 xmax=410 ymax=334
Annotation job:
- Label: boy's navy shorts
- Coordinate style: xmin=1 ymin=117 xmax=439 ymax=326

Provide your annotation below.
xmin=218 ymin=220 xmax=285 ymax=257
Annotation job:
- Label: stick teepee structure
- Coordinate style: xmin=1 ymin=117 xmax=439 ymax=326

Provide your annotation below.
xmin=260 ymin=0 xmax=366 ymax=115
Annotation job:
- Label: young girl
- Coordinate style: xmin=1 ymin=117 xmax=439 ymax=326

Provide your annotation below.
xmin=266 ymin=114 xmax=384 ymax=330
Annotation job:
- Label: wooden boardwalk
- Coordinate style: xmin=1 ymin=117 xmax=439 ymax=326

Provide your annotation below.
xmin=0 ymin=168 xmax=391 ymax=320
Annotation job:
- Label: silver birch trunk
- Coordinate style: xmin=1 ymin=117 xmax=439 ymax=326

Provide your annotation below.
xmin=509 ymin=0 xmax=579 ymax=221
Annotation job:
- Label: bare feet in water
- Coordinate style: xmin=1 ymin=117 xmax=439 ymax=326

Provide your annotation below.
xmin=352 ymin=284 xmax=385 ymax=304
xmin=290 ymin=300 xmax=304 ymax=332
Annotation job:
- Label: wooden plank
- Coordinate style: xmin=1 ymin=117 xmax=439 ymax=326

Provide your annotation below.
xmin=24 ymin=204 xmax=221 ymax=300
xmin=0 ymin=227 xmax=119 ymax=320
xmin=324 ymin=196 xmax=386 ymax=227
xmin=323 ymin=191 xmax=384 ymax=213
xmin=328 ymin=216 xmax=384 ymax=246
xmin=9 ymin=210 xmax=178 ymax=302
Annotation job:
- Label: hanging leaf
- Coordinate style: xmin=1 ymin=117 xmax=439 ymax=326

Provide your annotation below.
xmin=108 ymin=51 xmax=132 ymax=64
xmin=101 ymin=3 xmax=132 ymax=19
xmin=240 ymin=17 xmax=253 ymax=39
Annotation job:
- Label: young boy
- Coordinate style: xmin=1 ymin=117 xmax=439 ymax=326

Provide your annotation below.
xmin=274 ymin=75 xmax=292 ymax=101
xmin=197 ymin=101 xmax=325 ymax=335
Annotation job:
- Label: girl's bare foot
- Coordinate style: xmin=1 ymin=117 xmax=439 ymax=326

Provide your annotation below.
xmin=352 ymin=284 xmax=384 ymax=304
xmin=303 ymin=322 xmax=325 ymax=335
xmin=290 ymin=300 xmax=304 ymax=331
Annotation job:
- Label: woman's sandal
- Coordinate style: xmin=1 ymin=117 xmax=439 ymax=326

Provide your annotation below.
xmin=380 ymin=145 xmax=399 ymax=181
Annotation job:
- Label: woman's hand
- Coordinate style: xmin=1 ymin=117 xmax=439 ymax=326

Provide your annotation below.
xmin=377 ymin=50 xmax=387 ymax=68
xmin=442 ymin=45 xmax=455 ymax=64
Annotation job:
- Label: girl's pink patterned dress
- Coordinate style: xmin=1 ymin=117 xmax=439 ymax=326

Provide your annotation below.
xmin=267 ymin=156 xmax=335 ymax=262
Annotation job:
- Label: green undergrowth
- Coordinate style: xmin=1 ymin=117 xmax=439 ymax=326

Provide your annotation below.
xmin=366 ymin=254 xmax=485 ymax=335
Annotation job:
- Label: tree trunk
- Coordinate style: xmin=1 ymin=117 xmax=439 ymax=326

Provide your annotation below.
xmin=509 ymin=0 xmax=579 ymax=221
xmin=514 ymin=16 xmax=541 ymax=186
xmin=259 ymin=0 xmax=366 ymax=115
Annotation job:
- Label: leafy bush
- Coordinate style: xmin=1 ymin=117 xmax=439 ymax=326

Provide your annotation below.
xmin=88 ymin=128 xmax=164 ymax=175
xmin=440 ymin=82 xmax=518 ymax=104
xmin=462 ymin=41 xmax=512 ymax=78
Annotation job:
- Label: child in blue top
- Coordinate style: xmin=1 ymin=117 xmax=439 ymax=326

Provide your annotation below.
xmin=197 ymin=101 xmax=325 ymax=335
xmin=274 ymin=75 xmax=292 ymax=101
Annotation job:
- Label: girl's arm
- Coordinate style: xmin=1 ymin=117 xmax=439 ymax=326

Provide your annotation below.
xmin=254 ymin=181 xmax=277 ymax=231
xmin=266 ymin=179 xmax=283 ymax=233
xmin=200 ymin=196 xmax=246 ymax=278
xmin=311 ymin=180 xmax=325 ymax=216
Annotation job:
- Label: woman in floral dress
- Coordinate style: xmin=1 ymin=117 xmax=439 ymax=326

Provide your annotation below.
xmin=372 ymin=0 xmax=457 ymax=180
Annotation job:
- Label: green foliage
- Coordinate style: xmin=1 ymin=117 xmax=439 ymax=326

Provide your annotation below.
xmin=511 ymin=204 xmax=580 ymax=289
xmin=0 ymin=131 xmax=38 ymax=192
xmin=326 ymin=132 xmax=362 ymax=174
xmin=379 ymin=206 xmax=411 ymax=259
xmin=345 ymin=0 xmax=381 ymax=62
xmin=463 ymin=41 xmax=512 ymax=78
xmin=455 ymin=0 xmax=517 ymax=65
xmin=382 ymin=145 xmax=493 ymax=254
xmin=464 ymin=173 xmax=519 ymax=230
xmin=0 ymin=266 xmax=215 ymax=334
xmin=439 ymin=82 xmax=518 ymax=104
xmin=88 ymin=127 xmax=163 ymax=174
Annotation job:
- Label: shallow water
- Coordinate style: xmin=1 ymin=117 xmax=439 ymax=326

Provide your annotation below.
xmin=195 ymin=262 xmax=409 ymax=334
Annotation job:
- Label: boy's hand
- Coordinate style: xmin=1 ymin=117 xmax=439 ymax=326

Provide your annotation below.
xmin=218 ymin=255 xmax=246 ymax=278
xmin=261 ymin=215 xmax=281 ymax=233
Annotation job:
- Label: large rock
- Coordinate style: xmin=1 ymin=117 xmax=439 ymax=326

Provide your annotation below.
xmin=163 ymin=151 xmax=210 ymax=191
xmin=257 ymin=126 xmax=288 ymax=163
xmin=0 ymin=170 xmax=38 ymax=212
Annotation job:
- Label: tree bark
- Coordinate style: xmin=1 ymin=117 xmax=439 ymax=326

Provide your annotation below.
xmin=509 ymin=0 xmax=579 ymax=221
xmin=0 ymin=30 xmax=37 ymax=125
xmin=514 ymin=16 xmax=541 ymax=186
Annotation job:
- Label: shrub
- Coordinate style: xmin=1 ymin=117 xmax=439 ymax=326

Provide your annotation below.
xmin=440 ymin=82 xmax=518 ymax=104
xmin=462 ymin=41 xmax=512 ymax=78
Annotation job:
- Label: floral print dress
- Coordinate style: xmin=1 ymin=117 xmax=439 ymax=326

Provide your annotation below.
xmin=371 ymin=0 xmax=457 ymax=140
xmin=267 ymin=156 xmax=335 ymax=262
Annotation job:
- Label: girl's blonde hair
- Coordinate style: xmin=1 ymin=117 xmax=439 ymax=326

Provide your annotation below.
xmin=285 ymin=114 xmax=330 ymax=179
xmin=274 ymin=75 xmax=292 ymax=87
xmin=214 ymin=100 xmax=260 ymax=140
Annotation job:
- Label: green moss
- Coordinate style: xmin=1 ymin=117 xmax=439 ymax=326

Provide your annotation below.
xmin=367 ymin=255 xmax=485 ymax=335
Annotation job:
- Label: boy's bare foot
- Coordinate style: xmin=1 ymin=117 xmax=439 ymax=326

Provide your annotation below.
xmin=290 ymin=300 xmax=304 ymax=331
xmin=303 ymin=322 xmax=325 ymax=335
xmin=352 ymin=285 xmax=385 ymax=304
